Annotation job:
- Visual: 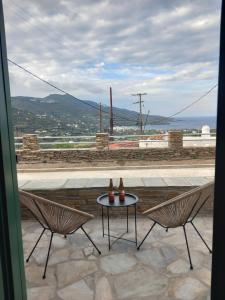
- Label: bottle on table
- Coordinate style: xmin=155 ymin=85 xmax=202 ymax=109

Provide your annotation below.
xmin=108 ymin=178 xmax=115 ymax=203
xmin=119 ymin=177 xmax=125 ymax=202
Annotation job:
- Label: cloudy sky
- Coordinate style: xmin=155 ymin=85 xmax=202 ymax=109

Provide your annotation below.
xmin=3 ymin=0 xmax=222 ymax=116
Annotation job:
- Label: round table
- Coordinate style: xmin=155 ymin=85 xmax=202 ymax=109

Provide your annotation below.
xmin=97 ymin=192 xmax=139 ymax=250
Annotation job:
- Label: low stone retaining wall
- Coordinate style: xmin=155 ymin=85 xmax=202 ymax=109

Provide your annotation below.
xmin=20 ymin=185 xmax=213 ymax=219
xmin=17 ymin=147 xmax=215 ymax=163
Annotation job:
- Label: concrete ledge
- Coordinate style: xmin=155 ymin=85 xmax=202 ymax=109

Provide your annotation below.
xmin=18 ymin=176 xmax=213 ymax=191
xmin=20 ymin=178 xmax=214 ymax=219
xmin=16 ymin=163 xmax=215 ymax=173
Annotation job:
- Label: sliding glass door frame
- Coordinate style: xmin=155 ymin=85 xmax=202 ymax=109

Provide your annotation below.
xmin=0 ymin=0 xmax=27 ymax=299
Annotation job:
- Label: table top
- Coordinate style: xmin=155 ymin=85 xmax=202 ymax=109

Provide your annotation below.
xmin=97 ymin=192 xmax=138 ymax=207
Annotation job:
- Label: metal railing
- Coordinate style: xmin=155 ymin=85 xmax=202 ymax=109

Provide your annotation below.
xmin=14 ymin=135 xmax=96 ymax=149
xmin=15 ymin=133 xmax=217 ymax=150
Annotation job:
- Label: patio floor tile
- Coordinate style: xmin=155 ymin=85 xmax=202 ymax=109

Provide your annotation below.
xmin=22 ymin=216 xmax=212 ymax=300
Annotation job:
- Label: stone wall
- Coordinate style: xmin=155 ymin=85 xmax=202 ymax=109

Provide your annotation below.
xmin=17 ymin=146 xmax=215 ymax=163
xmin=22 ymin=134 xmax=40 ymax=151
xmin=168 ymin=131 xmax=183 ymax=148
xmin=16 ymin=132 xmax=215 ymax=163
xmin=20 ymin=185 xmax=213 ymax=219
xmin=96 ymin=133 xmax=109 ymax=150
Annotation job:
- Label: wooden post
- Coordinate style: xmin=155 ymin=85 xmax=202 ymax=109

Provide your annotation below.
xmin=109 ymin=87 xmax=113 ymax=135
xmin=99 ymin=102 xmax=103 ymax=132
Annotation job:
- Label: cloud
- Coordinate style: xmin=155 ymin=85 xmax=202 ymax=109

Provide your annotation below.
xmin=3 ymin=0 xmax=221 ymax=116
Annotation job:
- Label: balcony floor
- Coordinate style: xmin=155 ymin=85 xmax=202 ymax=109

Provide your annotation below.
xmin=22 ymin=216 xmax=212 ymax=300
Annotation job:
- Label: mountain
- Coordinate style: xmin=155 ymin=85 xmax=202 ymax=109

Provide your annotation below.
xmin=11 ymin=94 xmax=172 ymax=136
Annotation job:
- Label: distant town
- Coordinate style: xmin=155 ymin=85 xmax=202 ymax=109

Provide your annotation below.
xmin=11 ymin=94 xmax=172 ymax=136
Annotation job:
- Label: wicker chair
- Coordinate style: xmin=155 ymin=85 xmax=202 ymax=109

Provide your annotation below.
xmin=137 ymin=181 xmax=214 ymax=269
xmin=19 ymin=190 xmax=101 ymax=279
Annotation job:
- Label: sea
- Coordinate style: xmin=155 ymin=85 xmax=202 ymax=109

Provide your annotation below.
xmin=145 ymin=116 xmax=217 ymax=131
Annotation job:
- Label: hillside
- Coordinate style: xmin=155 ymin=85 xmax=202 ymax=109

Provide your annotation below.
xmin=11 ymin=94 xmax=172 ymax=135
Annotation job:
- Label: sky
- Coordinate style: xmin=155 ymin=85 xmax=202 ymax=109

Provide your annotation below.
xmin=3 ymin=0 xmax=222 ymax=117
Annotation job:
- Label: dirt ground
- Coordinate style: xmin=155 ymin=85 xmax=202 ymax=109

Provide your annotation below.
xmin=17 ymin=158 xmax=215 ymax=170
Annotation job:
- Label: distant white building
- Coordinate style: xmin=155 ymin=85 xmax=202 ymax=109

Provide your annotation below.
xmin=201 ymin=125 xmax=211 ymax=139
xmin=139 ymin=125 xmax=216 ymax=148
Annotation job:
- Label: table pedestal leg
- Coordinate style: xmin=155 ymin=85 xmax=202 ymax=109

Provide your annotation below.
xmin=102 ymin=206 xmax=104 ymax=237
xmin=135 ymin=204 xmax=137 ymax=246
xmin=107 ymin=207 xmax=110 ymax=250
xmin=127 ymin=206 xmax=129 ymax=233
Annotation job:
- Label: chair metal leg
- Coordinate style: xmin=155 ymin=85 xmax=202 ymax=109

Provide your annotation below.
xmin=81 ymin=226 xmax=101 ymax=255
xmin=127 ymin=206 xmax=129 ymax=233
xmin=42 ymin=232 xmax=54 ymax=279
xmin=166 ymin=228 xmax=169 ymax=232
xmin=107 ymin=207 xmax=110 ymax=250
xmin=26 ymin=228 xmax=46 ymax=263
xmin=137 ymin=222 xmax=156 ymax=250
xmin=183 ymin=225 xmax=193 ymax=270
xmin=190 ymin=221 xmax=212 ymax=253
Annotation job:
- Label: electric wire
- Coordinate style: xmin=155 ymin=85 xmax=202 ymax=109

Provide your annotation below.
xmin=7 ymin=1 xmax=218 ymax=126
xmin=149 ymin=84 xmax=218 ymax=125
xmin=8 ymin=58 xmax=139 ymax=124
xmin=6 ymin=1 xmax=65 ymax=50
xmin=6 ymin=2 xmax=146 ymax=124
xmin=8 ymin=59 xmax=217 ymax=127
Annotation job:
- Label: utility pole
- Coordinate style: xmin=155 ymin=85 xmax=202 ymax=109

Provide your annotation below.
xmin=99 ymin=102 xmax=103 ymax=132
xmin=109 ymin=86 xmax=114 ymax=135
xmin=144 ymin=110 xmax=150 ymax=131
xmin=132 ymin=93 xmax=147 ymax=134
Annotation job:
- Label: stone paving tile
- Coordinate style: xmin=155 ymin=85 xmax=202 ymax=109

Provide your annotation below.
xmin=163 ymin=177 xmax=192 ymax=186
xmin=114 ymin=267 xmax=168 ymax=299
xmin=95 ymin=276 xmax=114 ymax=300
xmin=48 ymin=248 xmax=70 ymax=266
xmin=183 ymin=177 xmax=210 ymax=186
xmin=22 ymin=179 xmax=67 ymax=190
xmin=18 ymin=179 xmax=30 ymax=188
xmin=22 ymin=217 xmax=212 ymax=300
xmin=57 ymin=280 xmax=94 ymax=300
xmin=167 ymin=258 xmax=190 ymax=274
xmin=18 ymin=176 xmax=213 ymax=190
xmin=135 ymin=245 xmax=178 ymax=269
xmin=56 ymin=260 xmax=98 ymax=288
xmin=63 ymin=178 xmax=89 ymax=189
xmin=142 ymin=177 xmax=167 ymax=187
xmin=123 ymin=177 xmax=144 ymax=187
xmin=87 ymin=178 xmax=109 ymax=188
xmin=27 ymin=286 xmax=56 ymax=300
xmin=100 ymin=253 xmax=137 ymax=274
xmin=188 ymin=177 xmax=214 ymax=186
xmin=168 ymin=277 xmax=208 ymax=300
xmin=205 ymin=176 xmax=214 ymax=181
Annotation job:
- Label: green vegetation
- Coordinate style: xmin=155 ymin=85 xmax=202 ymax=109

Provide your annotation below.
xmin=11 ymin=94 xmax=172 ymax=136
xmin=47 ymin=143 xmax=95 ymax=149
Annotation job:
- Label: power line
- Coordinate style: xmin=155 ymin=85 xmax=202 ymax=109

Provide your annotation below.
xmin=132 ymin=93 xmax=147 ymax=134
xmin=6 ymin=1 xmax=65 ymax=50
xmin=6 ymin=2 xmax=148 ymax=125
xmin=167 ymin=84 xmax=218 ymax=118
xmin=8 ymin=58 xmax=100 ymax=111
xmin=7 ymin=1 xmax=218 ymax=127
xmin=7 ymin=2 xmax=141 ymax=125
xmin=149 ymin=83 xmax=218 ymax=125
xmin=109 ymin=87 xmax=113 ymax=135
xmin=8 ymin=58 xmax=139 ymax=125
xmin=8 ymin=60 xmax=217 ymax=127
